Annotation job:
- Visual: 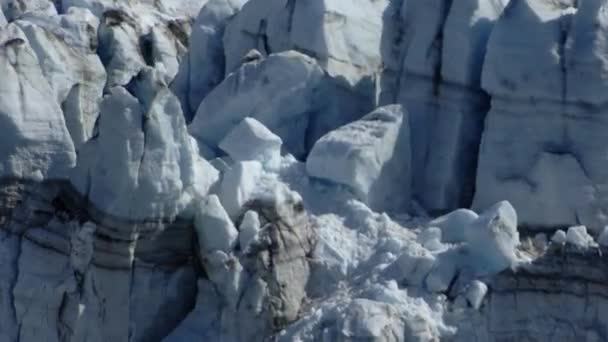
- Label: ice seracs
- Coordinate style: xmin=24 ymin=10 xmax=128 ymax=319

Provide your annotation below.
xmin=4 ymin=0 xmax=608 ymax=341
xmin=551 ymin=229 xmax=567 ymax=245
xmin=97 ymin=9 xmax=146 ymax=88
xmin=566 ymin=225 xmax=595 ymax=249
xmin=0 ymin=23 xmax=76 ymax=179
xmin=70 ymin=73 xmax=218 ymax=221
xmin=306 ymin=105 xmax=411 ymax=213
xmin=189 ymin=50 xmax=324 ymax=158
xmin=223 ymin=0 xmax=386 ymax=86
xmin=172 ymin=0 xmax=248 ymax=119
xmin=15 ymin=12 xmax=106 ymax=148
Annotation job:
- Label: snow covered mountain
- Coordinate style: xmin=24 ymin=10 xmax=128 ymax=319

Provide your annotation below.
xmin=1 ymin=0 xmax=608 ymax=340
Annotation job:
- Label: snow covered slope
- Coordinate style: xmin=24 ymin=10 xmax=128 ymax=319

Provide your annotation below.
xmin=2 ymin=0 xmax=608 ymax=341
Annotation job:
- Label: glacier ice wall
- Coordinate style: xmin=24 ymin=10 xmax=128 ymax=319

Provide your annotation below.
xmin=1 ymin=0 xmax=608 ymax=341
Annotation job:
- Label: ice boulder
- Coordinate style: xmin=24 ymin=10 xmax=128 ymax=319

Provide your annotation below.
xmin=307 ymin=105 xmax=411 ymax=213
xmin=219 ymin=117 xmax=282 ymax=170
xmin=0 ymin=24 xmax=76 ymax=179
xmin=195 ymin=195 xmax=239 ymax=254
xmin=428 ymin=208 xmax=479 ymax=243
xmin=551 ymin=230 xmax=567 ymax=245
xmin=465 ymin=280 xmax=488 ymax=310
xmin=238 ymin=210 xmax=261 ymax=253
xmin=189 ymin=50 xmax=324 ymax=158
xmin=566 ymin=226 xmax=595 ymax=249
xmin=70 ymin=81 xmax=219 ymax=221
xmin=383 ymin=244 xmax=435 ymax=287
xmin=219 ymin=160 xmax=264 ymax=219
xmin=465 ymin=201 xmax=519 ymax=275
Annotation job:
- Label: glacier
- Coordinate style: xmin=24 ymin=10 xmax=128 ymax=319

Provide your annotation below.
xmin=2 ymin=0 xmax=608 ymax=341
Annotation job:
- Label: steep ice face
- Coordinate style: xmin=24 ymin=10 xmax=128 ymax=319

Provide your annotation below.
xmin=172 ymin=0 xmax=248 ymax=119
xmin=0 ymin=24 xmax=76 ymax=179
xmin=223 ymin=0 xmax=386 ymax=85
xmin=380 ymin=0 xmax=508 ymax=214
xmin=473 ymin=0 xmax=608 ymax=231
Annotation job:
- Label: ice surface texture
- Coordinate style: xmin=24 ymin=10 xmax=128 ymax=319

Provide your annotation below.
xmin=1 ymin=0 xmax=608 ymax=341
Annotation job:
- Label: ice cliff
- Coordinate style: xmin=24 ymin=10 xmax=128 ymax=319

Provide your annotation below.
xmin=2 ymin=0 xmax=608 ymax=341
